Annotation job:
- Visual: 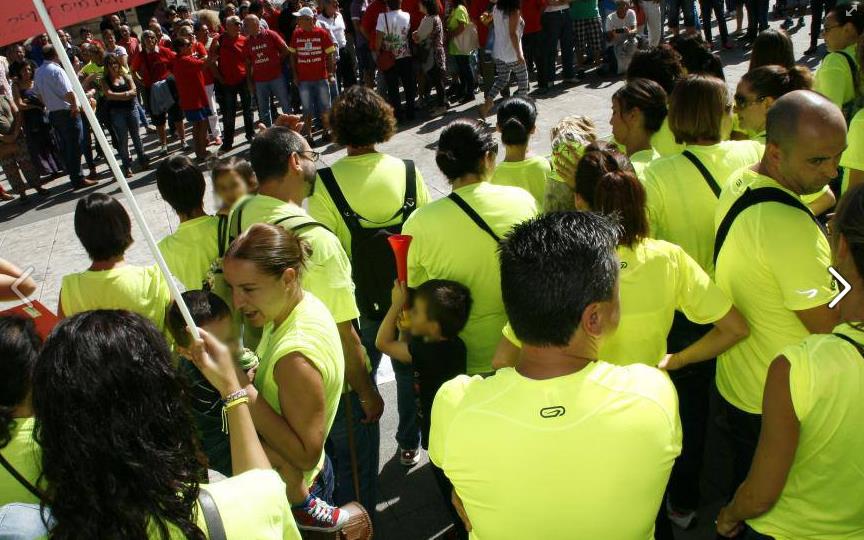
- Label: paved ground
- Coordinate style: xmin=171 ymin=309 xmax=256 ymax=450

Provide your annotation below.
xmin=0 ymin=13 xmax=826 ymax=539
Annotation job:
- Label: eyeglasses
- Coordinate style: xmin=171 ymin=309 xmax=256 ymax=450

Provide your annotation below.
xmin=297 ymin=150 xmax=321 ymax=163
xmin=734 ymin=93 xmax=765 ymax=109
xmin=822 ymin=23 xmax=840 ymax=34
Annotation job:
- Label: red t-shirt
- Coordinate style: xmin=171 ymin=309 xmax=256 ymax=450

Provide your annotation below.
xmin=288 ymin=26 xmax=335 ymax=82
xmin=469 ymin=0 xmax=491 ymax=47
xmin=171 ymin=53 xmax=209 ymax=111
xmin=361 ymin=0 xmax=387 ymax=49
xmin=190 ymin=40 xmax=215 ymax=85
xmin=216 ymin=33 xmax=248 ymax=85
xmin=264 ymin=9 xmax=282 ymax=32
xmin=401 ymin=0 xmax=445 ymax=30
xmin=132 ymin=46 xmax=176 ymax=87
xmin=243 ymin=28 xmax=287 ymax=82
xmin=521 ymin=0 xmax=547 ymax=34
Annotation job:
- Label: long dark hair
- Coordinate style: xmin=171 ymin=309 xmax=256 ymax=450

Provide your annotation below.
xmin=0 ymin=316 xmax=41 ymax=448
xmin=32 ymin=310 xmax=207 ymax=540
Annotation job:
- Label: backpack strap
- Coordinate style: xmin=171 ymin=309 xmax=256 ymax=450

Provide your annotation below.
xmin=271 ymin=214 xmax=334 ymax=234
xmin=228 ymin=196 xmax=256 ymax=246
xmin=0 ymin=451 xmax=47 ymax=503
xmin=682 ymin=150 xmax=721 ymax=198
xmin=448 ymin=192 xmax=501 ymax=243
xmin=713 ymin=187 xmax=826 ymax=266
xmin=402 ymin=159 xmax=418 ymax=220
xmin=836 ymin=50 xmax=861 ymax=99
xmin=833 ymin=333 xmax=864 ymax=358
xmin=217 ymin=214 xmax=228 ymax=258
xmin=197 ymin=487 xmax=228 ymax=540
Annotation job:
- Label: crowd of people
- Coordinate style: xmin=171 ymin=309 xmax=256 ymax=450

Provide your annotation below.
xmin=1 ymin=0 xmax=864 ymax=538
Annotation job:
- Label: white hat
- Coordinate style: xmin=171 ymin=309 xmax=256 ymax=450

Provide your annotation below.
xmin=293 ymin=6 xmax=315 ymax=17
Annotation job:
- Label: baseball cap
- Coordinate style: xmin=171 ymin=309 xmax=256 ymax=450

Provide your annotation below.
xmin=292 ymin=6 xmax=316 ymax=17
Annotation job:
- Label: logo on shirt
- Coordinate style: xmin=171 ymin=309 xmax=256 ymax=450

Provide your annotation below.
xmin=620 ymin=261 xmax=628 ymax=270
xmin=796 ymin=288 xmax=819 ymax=299
xmin=539 ymin=406 xmax=566 ymax=418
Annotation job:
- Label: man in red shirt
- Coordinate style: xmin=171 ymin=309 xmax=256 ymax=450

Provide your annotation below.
xmin=288 ymin=7 xmax=337 ymax=142
xmin=360 ymin=0 xmax=387 ymax=51
xmin=132 ymin=30 xmax=183 ymax=155
xmin=177 ymin=25 xmax=222 ymax=148
xmin=171 ymin=37 xmax=211 ymax=160
xmin=209 ymin=15 xmax=256 ymax=151
xmin=521 ymin=0 xmax=547 ymax=79
xmin=243 ymin=13 xmax=291 ymax=127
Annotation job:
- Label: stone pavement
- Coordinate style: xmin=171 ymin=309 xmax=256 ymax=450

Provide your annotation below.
xmin=0 ymin=14 xmax=825 ymax=539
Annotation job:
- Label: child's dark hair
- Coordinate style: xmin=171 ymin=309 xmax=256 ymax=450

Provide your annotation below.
xmin=0 ymin=316 xmax=41 ymax=448
xmin=156 ymin=155 xmax=206 ymax=216
xmin=496 ymin=96 xmax=537 ymax=146
xmin=436 ymin=119 xmax=498 ymax=182
xmin=212 ymin=156 xmax=258 ymax=192
xmin=74 ymin=193 xmax=133 ymax=261
xmin=414 ymin=279 xmax=472 ymax=339
xmin=166 ymin=290 xmax=232 ymax=348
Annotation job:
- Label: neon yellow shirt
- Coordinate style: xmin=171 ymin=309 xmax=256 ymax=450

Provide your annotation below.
xmin=229 ymin=194 xmax=359 ymax=324
xmin=650 ymin=117 xmax=685 ymax=157
xmin=447 ymin=5 xmax=471 ymax=56
xmin=429 ymin=364 xmax=681 ymax=539
xmin=748 ymin=324 xmax=864 ymax=539
xmin=255 ymin=293 xmax=344 ymax=487
xmin=0 ymin=418 xmax=41 ymax=506
xmin=307 ymin=153 xmax=430 ymax=260
xmin=490 ymin=156 xmax=551 ymax=209
xmin=502 ymin=238 xmax=731 ymax=365
xmin=158 ymin=215 xmax=220 ymax=292
xmin=813 ymin=44 xmax=860 ymax=111
xmin=714 ymin=169 xmax=835 ymax=413
xmin=840 ymin=108 xmax=864 ymax=195
xmin=630 ymin=148 xmax=658 ymax=181
xmin=403 ymin=181 xmax=537 ymax=374
xmin=643 ymin=140 xmax=764 ymax=275
xmin=60 ymin=265 xmax=172 ymax=331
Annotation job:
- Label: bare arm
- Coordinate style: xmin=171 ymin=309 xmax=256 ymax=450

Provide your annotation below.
xmin=101 ymin=77 xmax=135 ymax=101
xmin=659 ymin=307 xmax=749 ymax=370
xmin=716 ymin=356 xmax=799 ymax=536
xmin=0 ymin=258 xmax=37 ymax=301
xmin=509 ymin=9 xmax=524 ymax=63
xmin=208 ymin=39 xmax=224 ymax=82
xmin=806 ymin=189 xmax=836 ymax=216
xmin=795 ymin=304 xmax=840 ymax=334
xmin=338 ymin=320 xmax=384 ymax=423
xmin=375 ymin=281 xmax=413 ymax=363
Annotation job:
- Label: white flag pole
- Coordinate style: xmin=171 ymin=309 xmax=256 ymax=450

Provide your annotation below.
xmin=32 ymin=0 xmax=200 ymax=340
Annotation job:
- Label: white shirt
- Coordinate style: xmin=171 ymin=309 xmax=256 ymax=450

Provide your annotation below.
xmin=492 ymin=7 xmax=524 ymax=63
xmin=318 ymin=12 xmax=347 ymax=48
xmin=606 ymin=9 xmax=637 ymax=32
xmin=376 ymin=10 xmax=411 ymax=59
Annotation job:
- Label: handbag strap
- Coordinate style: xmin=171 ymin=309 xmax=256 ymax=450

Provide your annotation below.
xmin=198 ymin=487 xmax=228 ymax=540
xmin=682 ymin=150 xmax=721 ymax=198
xmin=833 ymin=333 xmax=864 ymax=358
xmin=448 ymin=192 xmax=501 ymax=243
xmin=0 ymin=451 xmax=47 ymax=503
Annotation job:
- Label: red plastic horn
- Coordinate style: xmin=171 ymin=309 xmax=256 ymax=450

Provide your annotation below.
xmin=388 ymin=234 xmax=413 ymax=283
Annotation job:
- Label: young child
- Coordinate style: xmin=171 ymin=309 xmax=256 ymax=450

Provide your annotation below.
xmin=490 ymin=96 xmax=550 ymax=208
xmin=212 ymin=156 xmax=259 ymax=216
xmin=288 ymin=7 xmax=337 ymax=143
xmin=376 ymin=279 xmax=471 ymax=450
xmin=167 ymin=290 xmax=259 ymax=477
xmin=545 ymin=114 xmax=598 ymax=212
xmin=171 ymin=37 xmax=211 ymax=160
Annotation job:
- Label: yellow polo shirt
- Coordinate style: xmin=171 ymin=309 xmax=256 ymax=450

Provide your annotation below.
xmin=840 ymin=108 xmax=864 ymax=195
xmin=490 ymin=155 xmax=551 ymax=209
xmin=630 ymin=148 xmax=658 ymax=181
xmin=650 ymin=117 xmax=685 ymax=157
xmin=157 ymin=215 xmax=220 ymax=291
xmin=0 ymin=418 xmax=41 ymax=506
xmin=813 ymin=44 xmax=860 ymax=112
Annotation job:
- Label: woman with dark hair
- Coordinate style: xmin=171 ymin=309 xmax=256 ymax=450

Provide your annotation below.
xmin=626 ymin=45 xmax=686 ymax=156
xmin=0 ymin=316 xmax=42 ymax=506
xmin=669 ymin=33 xmax=725 ymax=80
xmin=102 ymin=52 xmax=150 ymax=176
xmin=10 ymin=60 xmax=63 ymax=179
xmin=490 ymin=96 xmax=549 ymax=207
xmin=403 ymin=119 xmax=536 ymax=376
xmin=813 ymin=1 xmax=863 ymax=120
xmin=840 ymin=43 xmax=864 ymax=195
xmin=446 ymin=0 xmax=477 ymax=104
xmin=478 ymin=0 xmax=529 ymax=118
xmin=716 ymin=184 xmax=864 ymax=539
xmin=58 ymin=193 xmax=171 ymax=332
xmin=412 ymin=0 xmax=448 ymax=115
xmin=609 ymin=77 xmax=667 ymax=177
xmin=735 ymin=65 xmax=812 ymax=143
xmin=0 ymin=309 xmax=298 ymax=539
xmin=748 ymin=28 xmax=795 ymax=70
xmin=221 ymin=224 xmax=349 ymax=532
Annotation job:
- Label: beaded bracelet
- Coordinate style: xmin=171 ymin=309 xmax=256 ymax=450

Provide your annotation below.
xmin=221 ymin=389 xmax=249 ymax=433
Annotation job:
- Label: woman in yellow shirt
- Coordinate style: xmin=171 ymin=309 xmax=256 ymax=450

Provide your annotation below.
xmin=6 ymin=309 xmax=299 ymax=539
xmin=0 ymin=316 xmax=41 ymax=507
xmin=716 ymin=186 xmax=864 ymax=540
xmin=58 ymin=193 xmax=172 ymax=332
xmin=490 ymin=96 xmax=551 ymax=208
xmin=813 ymin=3 xmax=862 ymax=118
xmin=608 ymin=77 xmax=667 ymax=179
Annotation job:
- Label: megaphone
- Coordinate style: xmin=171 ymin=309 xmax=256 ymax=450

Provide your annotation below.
xmin=388 ymin=234 xmax=412 ymax=284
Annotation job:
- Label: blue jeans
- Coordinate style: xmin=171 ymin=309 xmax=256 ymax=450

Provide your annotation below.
xmin=49 ymin=109 xmax=83 ymax=186
xmin=540 ymin=9 xmax=575 ymax=85
xmin=308 ymin=454 xmax=337 ymax=504
xmin=298 ymin=79 xmax=332 ymax=120
xmin=326 ymin=387 xmax=380 ymax=514
xmin=109 ymin=107 xmax=147 ymax=170
xmin=255 ymin=76 xmax=292 ymax=127
xmin=0 ymin=503 xmax=53 ymax=538
xmin=359 ymin=316 xmax=420 ymax=450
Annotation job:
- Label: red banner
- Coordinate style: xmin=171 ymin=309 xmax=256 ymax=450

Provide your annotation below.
xmin=0 ymin=0 xmax=156 ymax=47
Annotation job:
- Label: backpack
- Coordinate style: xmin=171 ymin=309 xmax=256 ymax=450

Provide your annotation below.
xmin=318 ymin=160 xmax=417 ymax=319
xmin=836 ymin=50 xmax=864 ymax=124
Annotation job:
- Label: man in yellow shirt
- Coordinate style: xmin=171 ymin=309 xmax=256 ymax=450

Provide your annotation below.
xmin=429 ymin=212 xmax=681 ymax=539
xmin=713 ymin=90 xmax=843 ymax=491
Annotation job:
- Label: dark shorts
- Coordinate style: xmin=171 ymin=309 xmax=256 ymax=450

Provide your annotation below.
xmin=184 ymin=106 xmax=213 ymax=123
xmin=144 ymin=84 xmax=183 ymax=126
xmin=356 ymin=43 xmax=374 ymax=72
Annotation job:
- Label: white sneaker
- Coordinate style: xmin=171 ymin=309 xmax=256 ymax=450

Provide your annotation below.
xmin=666 ymin=499 xmax=697 ymax=529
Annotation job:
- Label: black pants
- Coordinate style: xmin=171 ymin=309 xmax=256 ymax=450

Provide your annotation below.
xmin=540 ymin=9 xmax=575 ymax=87
xmin=453 ymin=54 xmax=475 ymax=100
xmin=218 ymin=81 xmax=255 ymax=149
xmin=432 ymin=464 xmax=468 ymax=540
xmin=522 ymin=31 xmax=542 ymax=76
xmin=337 ymin=45 xmax=358 ymax=89
xmin=744 ymin=0 xmax=769 ymax=37
xmin=427 ymin=65 xmax=447 ymax=106
xmin=721 ymin=396 xmax=762 ymax=490
xmin=666 ymin=312 xmax=715 ymax=511
xmin=383 ymin=57 xmax=416 ymax=120
xmin=701 ymin=0 xmax=730 ymax=43
xmin=810 ymin=0 xmax=837 ymax=48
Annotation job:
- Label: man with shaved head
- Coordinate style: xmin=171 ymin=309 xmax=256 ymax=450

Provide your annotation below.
xmin=243 ymin=14 xmax=291 ymax=127
xmin=712 ymin=90 xmax=844 ymax=489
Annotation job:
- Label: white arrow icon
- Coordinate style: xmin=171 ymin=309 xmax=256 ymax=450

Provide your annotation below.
xmin=11 ymin=266 xmax=35 ymax=309
xmin=828 ymin=266 xmax=851 ymax=309
xmin=848 ymin=4 xmax=858 ymax=15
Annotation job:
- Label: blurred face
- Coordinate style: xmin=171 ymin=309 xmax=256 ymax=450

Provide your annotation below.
xmin=408 ymin=297 xmax=438 ymax=337
xmin=226 ymin=4 xmax=237 ymax=16
xmin=82 ymin=30 xmax=92 ymax=42
xmin=734 ymin=80 xmax=769 ymax=135
xmin=223 ymin=258 xmax=297 ymax=327
xmin=110 ymin=15 xmax=121 ymax=28
xmin=103 ymin=32 xmax=116 ymax=48
xmin=214 ymin=170 xmax=250 ymax=208
xmin=244 ymin=15 xmax=260 ymax=35
xmin=11 ymin=46 xmax=25 ymax=62
xmin=299 ymin=15 xmax=315 ymax=30
xmin=120 ymin=27 xmax=131 ymax=40
xmin=106 ymin=58 xmax=122 ymax=75
xmin=201 ymin=316 xmax=240 ymax=357
xmin=772 ymin=120 xmax=847 ymax=195
xmin=143 ymin=34 xmax=157 ymax=51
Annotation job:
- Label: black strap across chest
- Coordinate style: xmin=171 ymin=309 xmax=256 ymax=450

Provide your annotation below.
xmin=682 ymin=150 xmax=721 ymax=198
xmin=448 ymin=192 xmax=501 ymax=243
xmin=0 ymin=451 xmax=46 ymax=503
xmin=833 ymin=333 xmax=864 ymax=358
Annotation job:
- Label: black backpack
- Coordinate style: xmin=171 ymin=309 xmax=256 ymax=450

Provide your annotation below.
xmin=318 ymin=160 xmax=417 ymax=319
